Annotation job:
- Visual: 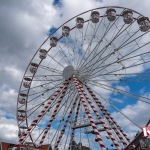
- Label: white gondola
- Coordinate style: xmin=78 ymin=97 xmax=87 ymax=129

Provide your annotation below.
xmin=19 ymin=93 xmax=27 ymax=104
xmin=23 ymin=77 xmax=32 ymax=88
xmin=30 ymin=62 xmax=38 ymax=73
xmin=39 ymin=49 xmax=47 ymax=59
xmin=18 ymin=98 xmax=26 ymax=104
xmin=106 ymin=8 xmax=116 ymax=21
xmin=23 ymin=81 xmax=30 ymax=88
xmin=62 ymin=26 xmax=70 ymax=37
xmin=76 ymin=17 xmax=84 ymax=29
xmin=122 ymin=10 xmax=133 ymax=24
xmin=50 ymin=37 xmax=58 ymax=47
xmin=18 ymin=110 xmax=26 ymax=121
xmin=91 ymin=11 xmax=100 ymax=23
xmin=18 ymin=114 xmax=25 ymax=121
xmin=23 ymin=82 xmax=30 ymax=88
xmin=137 ymin=17 xmax=150 ymax=32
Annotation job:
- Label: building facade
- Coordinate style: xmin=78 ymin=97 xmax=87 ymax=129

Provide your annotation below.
xmin=0 ymin=142 xmax=52 ymax=150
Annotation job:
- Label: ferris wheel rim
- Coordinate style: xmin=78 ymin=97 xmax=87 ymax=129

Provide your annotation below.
xmin=16 ymin=6 xmax=150 ymax=149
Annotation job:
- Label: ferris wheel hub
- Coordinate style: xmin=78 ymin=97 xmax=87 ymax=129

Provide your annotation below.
xmin=62 ymin=65 xmax=75 ymax=79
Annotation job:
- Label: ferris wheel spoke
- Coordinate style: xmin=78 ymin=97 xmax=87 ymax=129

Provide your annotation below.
xmin=20 ymin=80 xmax=62 ymax=93
xmin=77 ymin=19 xmax=113 ymax=72
xmin=73 ymin=19 xmax=91 ymax=69
xmin=26 ymin=81 xmax=64 ymax=104
xmin=91 ymin=57 xmax=149 ymax=82
xmin=115 ymin=49 xmax=150 ymax=67
xmin=102 ymin=59 xmax=150 ymax=76
xmin=84 ymin=15 xmax=106 ymax=51
xmin=77 ymin=11 xmax=124 ymax=68
xmin=90 ymin=80 xmax=150 ymax=103
xmin=26 ymin=84 xmax=77 ymax=121
xmin=23 ymin=81 xmax=70 ymax=145
xmin=34 ymin=85 xmax=72 ymax=145
xmin=68 ymin=98 xmax=81 ymax=150
xmin=73 ymin=29 xmax=82 ymax=69
xmin=86 ymin=132 xmax=92 ymax=150
xmin=33 ymin=74 xmax=63 ymax=78
xmin=63 ymin=122 xmax=72 ymax=149
xmin=27 ymin=84 xmax=61 ymax=97
xmin=26 ymin=99 xmax=57 ymax=119
xmin=63 ymin=32 xmax=82 ymax=68
xmin=46 ymin=53 xmax=65 ymax=68
xmin=94 ymin=87 xmax=141 ymax=129
xmin=118 ymin=34 xmax=150 ymax=59
xmin=80 ymin=14 xmax=94 ymax=45
xmin=54 ymin=96 xmax=78 ymax=149
xmin=31 ymin=76 xmax=63 ymax=82
xmin=38 ymin=65 xmax=62 ymax=74
xmin=26 ymin=89 xmax=69 ymax=119
xmin=24 ymin=75 xmax=62 ymax=78
xmin=56 ymin=42 xmax=73 ymax=66
xmin=84 ymin=84 xmax=130 ymax=143
xmin=81 ymin=26 xmax=137 ymax=77
xmin=72 ymin=77 xmax=107 ymax=150
xmin=89 ymin=79 xmax=150 ymax=82
xmin=89 ymin=85 xmax=142 ymax=130
xmin=73 ymin=76 xmax=124 ymax=150
xmin=32 ymin=76 xmax=63 ymax=82
xmin=78 ymin=15 xmax=138 ymax=73
xmin=28 ymin=89 xmax=76 ymax=147
xmin=116 ymin=30 xmax=149 ymax=52
xmin=89 ymin=81 xmax=150 ymax=104
xmin=79 ymin=28 xmax=141 ymax=77
xmin=97 ymin=28 xmax=142 ymax=72
xmin=31 ymin=79 xmax=62 ymax=81
xmin=107 ymin=12 xmax=138 ymax=42
xmin=99 ymin=72 xmax=150 ymax=76
xmin=30 ymin=79 xmax=63 ymax=92
xmin=39 ymin=64 xmax=62 ymax=74
xmin=31 ymin=77 xmax=63 ymax=83
xmin=15 ymin=80 xmax=70 ymax=149
xmin=74 ymin=17 xmax=105 ymax=70
xmin=115 ymin=44 xmax=150 ymax=66
xmin=77 ymin=78 xmax=125 ymax=148
xmin=47 ymin=91 xmax=78 ymax=149
xmin=76 ymin=18 xmax=109 ymax=69
xmin=87 ymin=43 xmax=150 ymax=80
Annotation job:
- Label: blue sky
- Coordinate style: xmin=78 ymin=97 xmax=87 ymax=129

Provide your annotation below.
xmin=53 ymin=0 xmax=62 ymax=7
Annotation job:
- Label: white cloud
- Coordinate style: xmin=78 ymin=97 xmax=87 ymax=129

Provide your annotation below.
xmin=0 ymin=0 xmax=150 ymax=148
xmin=0 ymin=117 xmax=18 ymax=143
xmin=112 ymin=100 xmax=150 ymax=140
xmin=116 ymin=85 xmax=130 ymax=92
xmin=0 ymin=84 xmax=18 ymax=116
xmin=112 ymin=98 xmax=124 ymax=103
xmin=4 ymin=66 xmax=23 ymax=80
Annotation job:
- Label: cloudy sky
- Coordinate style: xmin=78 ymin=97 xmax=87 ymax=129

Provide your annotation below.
xmin=0 ymin=0 xmax=150 ymax=148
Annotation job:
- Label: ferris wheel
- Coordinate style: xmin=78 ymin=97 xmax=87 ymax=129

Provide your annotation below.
xmin=15 ymin=6 xmax=150 ymax=150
